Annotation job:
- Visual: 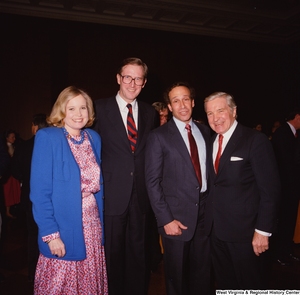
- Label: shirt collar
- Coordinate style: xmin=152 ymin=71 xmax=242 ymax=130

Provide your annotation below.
xmin=116 ymin=92 xmax=137 ymax=111
xmin=173 ymin=116 xmax=194 ymax=132
xmin=220 ymin=120 xmax=238 ymax=142
xmin=287 ymin=121 xmax=297 ymax=136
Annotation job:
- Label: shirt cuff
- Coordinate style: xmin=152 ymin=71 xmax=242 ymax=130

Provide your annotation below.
xmin=42 ymin=232 xmax=60 ymax=243
xmin=255 ymin=229 xmax=272 ymax=237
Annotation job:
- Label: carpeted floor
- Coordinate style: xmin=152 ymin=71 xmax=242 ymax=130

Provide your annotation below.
xmin=1 ymin=209 xmax=300 ymax=295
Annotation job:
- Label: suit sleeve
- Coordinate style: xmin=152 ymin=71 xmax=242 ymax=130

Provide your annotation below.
xmin=251 ymin=133 xmax=280 ymax=233
xmin=145 ymin=131 xmax=174 ymax=227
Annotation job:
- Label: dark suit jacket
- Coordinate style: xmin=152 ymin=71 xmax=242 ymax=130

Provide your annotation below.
xmin=272 ymin=122 xmax=300 ymax=199
xmin=205 ymin=123 xmax=280 ymax=243
xmin=94 ymin=96 xmax=158 ymax=216
xmin=145 ymin=118 xmax=211 ymax=241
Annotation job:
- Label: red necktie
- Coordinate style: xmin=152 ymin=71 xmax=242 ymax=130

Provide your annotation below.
xmin=185 ymin=124 xmax=202 ymax=187
xmin=126 ymin=104 xmax=137 ymax=152
xmin=214 ymin=134 xmax=223 ymax=173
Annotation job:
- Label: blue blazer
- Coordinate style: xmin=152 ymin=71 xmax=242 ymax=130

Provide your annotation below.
xmin=30 ymin=127 xmax=104 ymax=261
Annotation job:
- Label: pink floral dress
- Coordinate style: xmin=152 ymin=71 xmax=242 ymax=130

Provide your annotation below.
xmin=34 ymin=132 xmax=108 ymax=295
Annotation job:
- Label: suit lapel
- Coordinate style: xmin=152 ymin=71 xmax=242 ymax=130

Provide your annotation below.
xmin=168 ymin=119 xmax=197 ymax=180
xmin=105 ymin=97 xmax=131 ymax=151
xmin=217 ymin=123 xmax=243 ymax=175
xmin=136 ymin=101 xmax=148 ymax=152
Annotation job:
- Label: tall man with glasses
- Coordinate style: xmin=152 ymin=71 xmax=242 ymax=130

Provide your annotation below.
xmin=94 ymin=57 xmax=159 ymax=295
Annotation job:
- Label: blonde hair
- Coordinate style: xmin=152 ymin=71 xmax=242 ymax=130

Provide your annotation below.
xmin=47 ymin=86 xmax=95 ymax=128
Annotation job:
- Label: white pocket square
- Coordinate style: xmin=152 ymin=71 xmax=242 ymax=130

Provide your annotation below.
xmin=230 ymin=156 xmax=243 ymax=161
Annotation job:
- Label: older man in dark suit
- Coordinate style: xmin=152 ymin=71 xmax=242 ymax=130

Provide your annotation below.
xmin=94 ymin=57 xmax=158 ymax=295
xmin=145 ymin=82 xmax=211 ymax=295
xmin=204 ymin=92 xmax=280 ymax=289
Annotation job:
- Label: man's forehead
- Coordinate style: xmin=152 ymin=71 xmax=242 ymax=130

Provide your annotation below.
xmin=121 ymin=64 xmax=144 ymax=74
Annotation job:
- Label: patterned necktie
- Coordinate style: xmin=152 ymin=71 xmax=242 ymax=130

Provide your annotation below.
xmin=185 ymin=124 xmax=202 ymax=187
xmin=126 ymin=104 xmax=137 ymax=152
xmin=214 ymin=134 xmax=223 ymax=173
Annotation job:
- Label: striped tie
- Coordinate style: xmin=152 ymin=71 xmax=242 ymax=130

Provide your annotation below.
xmin=127 ymin=104 xmax=137 ymax=152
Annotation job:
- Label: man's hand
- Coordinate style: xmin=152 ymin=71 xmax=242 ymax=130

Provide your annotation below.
xmin=164 ymin=220 xmax=188 ymax=236
xmin=252 ymin=231 xmax=269 ymax=256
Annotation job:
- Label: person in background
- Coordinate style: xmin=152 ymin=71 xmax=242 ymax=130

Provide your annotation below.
xmin=271 ymin=108 xmax=300 ymax=266
xmin=30 ymin=86 xmax=108 ymax=294
xmin=204 ymin=92 xmax=280 ymax=289
xmin=146 ymin=82 xmax=211 ymax=295
xmin=94 ymin=57 xmax=159 ymax=295
xmin=0 ymin=137 xmax=10 ymax=282
xmin=12 ymin=113 xmax=48 ymax=282
xmin=2 ymin=130 xmax=21 ymax=219
xmin=268 ymin=120 xmax=281 ymax=140
xmin=152 ymin=101 xmax=169 ymax=125
xmin=253 ymin=123 xmax=263 ymax=132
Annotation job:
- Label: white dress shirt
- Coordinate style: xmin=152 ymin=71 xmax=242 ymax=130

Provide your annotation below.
xmin=212 ymin=120 xmax=237 ymax=162
xmin=173 ymin=117 xmax=207 ymax=192
xmin=116 ymin=92 xmax=138 ymax=132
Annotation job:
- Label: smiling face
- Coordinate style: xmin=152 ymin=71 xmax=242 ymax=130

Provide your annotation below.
xmin=63 ymin=94 xmax=89 ymax=136
xmin=167 ymin=86 xmax=194 ymax=124
xmin=116 ymin=64 xmax=146 ymax=103
xmin=205 ymin=96 xmax=236 ymax=134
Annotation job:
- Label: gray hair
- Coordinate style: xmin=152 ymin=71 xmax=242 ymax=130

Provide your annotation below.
xmin=204 ymin=92 xmax=237 ymax=114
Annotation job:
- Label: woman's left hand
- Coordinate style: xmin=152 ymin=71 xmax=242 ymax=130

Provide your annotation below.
xmin=48 ymin=238 xmax=66 ymax=258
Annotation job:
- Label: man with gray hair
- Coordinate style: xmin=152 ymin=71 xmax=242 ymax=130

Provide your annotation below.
xmin=204 ymin=92 xmax=280 ymax=289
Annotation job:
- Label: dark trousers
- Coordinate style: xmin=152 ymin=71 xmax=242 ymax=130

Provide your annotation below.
xmin=275 ymin=194 xmax=299 ymax=260
xmin=104 ymin=188 xmax=150 ymax=295
xmin=162 ymin=201 xmax=211 ymax=295
xmin=148 ymin=209 xmax=163 ymax=272
xmin=211 ymin=230 xmax=268 ymax=289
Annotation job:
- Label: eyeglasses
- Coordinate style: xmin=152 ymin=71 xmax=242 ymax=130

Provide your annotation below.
xmin=120 ymin=75 xmax=145 ymax=86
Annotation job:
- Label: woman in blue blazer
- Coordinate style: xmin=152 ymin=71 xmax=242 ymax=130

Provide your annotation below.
xmin=30 ymin=86 xmax=108 ymax=294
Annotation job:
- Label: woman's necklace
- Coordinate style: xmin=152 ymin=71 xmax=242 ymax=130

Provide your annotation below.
xmin=62 ymin=127 xmax=85 ymax=145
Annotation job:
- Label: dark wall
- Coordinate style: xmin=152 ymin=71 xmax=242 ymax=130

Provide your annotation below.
xmin=1 ymin=13 xmax=299 ymax=139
